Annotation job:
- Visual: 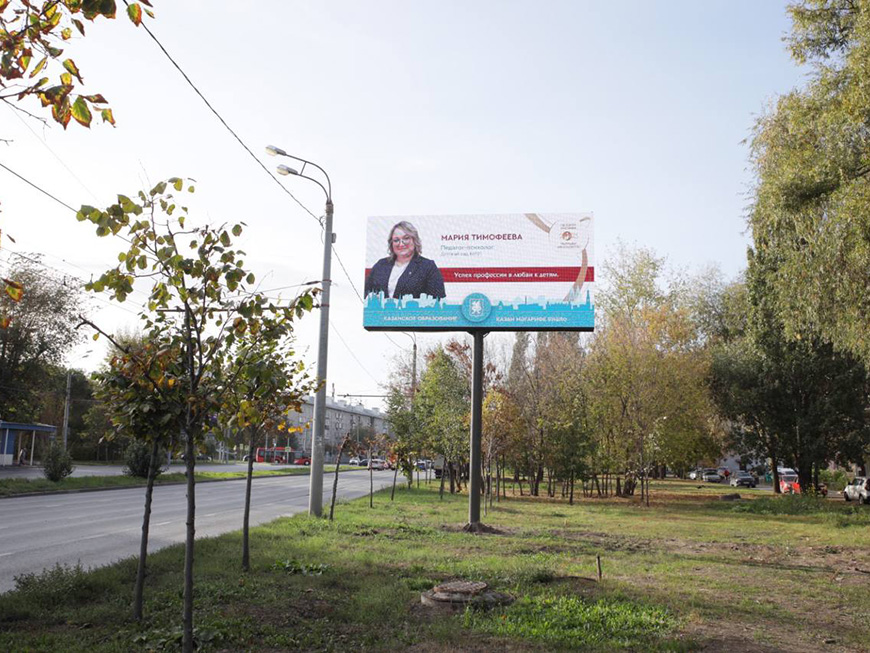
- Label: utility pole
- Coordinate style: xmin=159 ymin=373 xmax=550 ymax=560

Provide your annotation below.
xmin=62 ymin=370 xmax=71 ymax=449
xmin=309 ymin=198 xmax=334 ymax=516
xmin=267 ymin=144 xmax=333 ymax=517
xmin=410 ymin=338 xmax=417 ymax=396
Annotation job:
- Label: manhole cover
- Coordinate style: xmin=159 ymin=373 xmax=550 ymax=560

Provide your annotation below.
xmin=421 ymin=580 xmax=513 ymax=610
xmin=433 ymin=581 xmax=487 ymax=597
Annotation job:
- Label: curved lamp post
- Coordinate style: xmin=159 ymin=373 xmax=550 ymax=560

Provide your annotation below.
xmin=267 ymin=144 xmax=333 ymax=517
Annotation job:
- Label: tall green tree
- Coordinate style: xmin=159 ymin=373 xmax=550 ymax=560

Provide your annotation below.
xmin=384 ymin=385 xmax=417 ymax=497
xmin=77 ymin=178 xmax=316 ymax=653
xmin=749 ymin=0 xmax=870 ymax=365
xmin=0 ymin=257 xmax=84 ymax=421
xmin=416 ymin=346 xmax=469 ymax=496
xmin=710 ymin=255 xmax=870 ymax=491
xmin=586 ymin=245 xmax=720 ymax=503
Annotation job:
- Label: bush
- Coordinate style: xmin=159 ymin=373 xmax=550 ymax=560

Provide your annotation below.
xmin=13 ymin=563 xmax=93 ymax=608
xmin=124 ymin=440 xmax=164 ymax=479
xmin=42 ymin=442 xmax=74 ymax=482
xmin=819 ymin=468 xmax=850 ymax=492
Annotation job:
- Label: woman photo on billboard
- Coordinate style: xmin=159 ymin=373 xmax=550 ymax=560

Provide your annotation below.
xmin=365 ymin=221 xmax=446 ymax=300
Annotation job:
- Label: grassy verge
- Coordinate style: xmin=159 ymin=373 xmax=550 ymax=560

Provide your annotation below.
xmin=0 ymin=466 xmax=361 ymax=498
xmin=0 ymin=481 xmax=867 ymax=652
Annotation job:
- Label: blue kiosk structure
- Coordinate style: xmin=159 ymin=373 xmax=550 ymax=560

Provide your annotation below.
xmin=0 ymin=421 xmax=58 ymax=466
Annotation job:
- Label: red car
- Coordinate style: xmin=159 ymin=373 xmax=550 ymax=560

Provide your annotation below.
xmin=292 ymin=452 xmax=311 ymax=465
xmin=779 ymin=473 xmax=800 ymax=494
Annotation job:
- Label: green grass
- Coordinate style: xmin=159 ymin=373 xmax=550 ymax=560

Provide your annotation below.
xmin=463 ymin=595 xmax=678 ymax=650
xmin=0 ymin=481 xmax=868 ymax=651
xmin=0 ymin=466 xmax=361 ymax=497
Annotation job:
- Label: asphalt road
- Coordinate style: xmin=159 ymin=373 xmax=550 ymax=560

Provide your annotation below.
xmin=0 ymin=469 xmax=394 ymax=593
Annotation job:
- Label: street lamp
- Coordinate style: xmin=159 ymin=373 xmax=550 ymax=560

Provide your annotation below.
xmin=267 ymin=144 xmax=333 ymax=517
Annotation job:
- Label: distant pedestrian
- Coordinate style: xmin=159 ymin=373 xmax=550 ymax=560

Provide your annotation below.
xmin=18 ymin=448 xmax=26 ymax=465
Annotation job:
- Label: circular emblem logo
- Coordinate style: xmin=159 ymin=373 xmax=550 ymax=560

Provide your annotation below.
xmin=549 ymin=221 xmax=581 ymax=249
xmin=461 ymin=293 xmax=492 ymax=323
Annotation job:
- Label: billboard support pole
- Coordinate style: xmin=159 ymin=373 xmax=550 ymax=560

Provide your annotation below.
xmin=467 ymin=330 xmax=486 ymax=529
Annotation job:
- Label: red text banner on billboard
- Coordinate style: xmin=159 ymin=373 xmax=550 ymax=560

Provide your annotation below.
xmin=363 ymin=213 xmax=594 ymax=331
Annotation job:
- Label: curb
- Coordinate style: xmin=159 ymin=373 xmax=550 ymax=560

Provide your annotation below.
xmin=0 ymin=468 xmax=368 ymax=500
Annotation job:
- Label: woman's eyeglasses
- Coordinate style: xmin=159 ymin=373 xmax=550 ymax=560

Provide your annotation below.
xmin=391 ymin=236 xmax=413 ymax=245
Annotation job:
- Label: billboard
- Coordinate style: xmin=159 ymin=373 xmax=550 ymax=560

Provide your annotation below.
xmin=363 ymin=213 xmax=594 ymax=331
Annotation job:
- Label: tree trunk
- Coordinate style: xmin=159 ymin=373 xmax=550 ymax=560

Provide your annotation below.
xmin=182 ymin=427 xmax=196 ymax=653
xmin=390 ymin=455 xmax=400 ymax=501
xmin=369 ymin=446 xmax=374 ymax=508
xmin=241 ymin=439 xmax=255 ymax=571
xmin=439 ymin=461 xmax=446 ymax=499
xmin=770 ymin=450 xmax=780 ymax=494
xmin=569 ymin=470 xmax=575 ymax=505
xmin=329 ymin=436 xmax=349 ymax=521
xmin=133 ymin=439 xmax=160 ymax=621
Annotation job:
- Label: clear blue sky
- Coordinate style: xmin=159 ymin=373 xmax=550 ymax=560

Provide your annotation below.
xmin=1 ymin=1 xmax=804 ymax=404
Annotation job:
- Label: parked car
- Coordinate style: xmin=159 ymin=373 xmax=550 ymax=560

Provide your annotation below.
xmin=701 ymin=469 xmax=722 ymax=483
xmin=368 ymin=458 xmax=386 ymax=470
xmin=730 ymin=471 xmax=757 ymax=488
xmin=349 ymin=456 xmax=361 ymax=466
xmin=292 ymin=452 xmax=311 ymax=465
xmin=688 ymin=469 xmax=701 ymax=480
xmin=717 ymin=467 xmax=731 ymax=480
xmin=358 ymin=458 xmax=369 ymax=468
xmin=181 ymin=452 xmax=212 ymax=462
xmin=844 ymin=477 xmax=870 ymax=504
xmin=779 ymin=473 xmax=800 ymax=494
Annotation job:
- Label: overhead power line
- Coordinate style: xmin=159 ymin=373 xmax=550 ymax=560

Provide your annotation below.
xmin=0 ymin=161 xmax=77 ymax=212
xmin=123 ymin=3 xmax=321 ymax=225
xmin=124 ymin=8 xmax=378 ymax=344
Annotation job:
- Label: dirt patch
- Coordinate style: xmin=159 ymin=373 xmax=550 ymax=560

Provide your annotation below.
xmin=663 ymin=537 xmax=870 ymax=577
xmin=225 ymin=593 xmax=335 ymax=627
xmin=682 ymin=615 xmax=861 ymax=653
xmin=549 ymin=529 xmax=656 ymax=553
xmin=440 ymin=523 xmax=515 ymax=535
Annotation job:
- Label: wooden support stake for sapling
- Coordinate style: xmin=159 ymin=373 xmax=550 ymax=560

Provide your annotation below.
xmin=597 ymin=555 xmax=602 ymax=581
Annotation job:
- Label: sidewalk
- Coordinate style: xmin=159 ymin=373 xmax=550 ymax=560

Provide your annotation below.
xmin=0 ymin=461 xmax=313 ymax=480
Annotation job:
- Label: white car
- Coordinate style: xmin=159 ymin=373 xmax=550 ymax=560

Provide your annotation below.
xmin=348 ymin=456 xmax=361 ymax=466
xmin=368 ymin=458 xmax=386 ymax=471
xmin=844 ymin=477 xmax=869 ymax=504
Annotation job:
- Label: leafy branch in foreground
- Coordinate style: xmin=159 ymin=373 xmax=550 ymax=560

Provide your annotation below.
xmin=0 ymin=0 xmax=155 ymax=127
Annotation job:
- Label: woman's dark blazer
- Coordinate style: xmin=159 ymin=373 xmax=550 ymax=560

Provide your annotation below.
xmin=365 ymin=255 xmax=446 ymax=299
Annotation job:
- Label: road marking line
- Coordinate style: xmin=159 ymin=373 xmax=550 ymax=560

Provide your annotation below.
xmin=0 ymin=551 xmax=14 ymax=558
xmin=80 ymin=533 xmax=108 ymax=541
xmin=153 ymin=521 xmax=172 ymax=526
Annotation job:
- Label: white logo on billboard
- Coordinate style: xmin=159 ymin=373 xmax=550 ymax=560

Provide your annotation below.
xmin=470 ymin=299 xmax=484 ymax=317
